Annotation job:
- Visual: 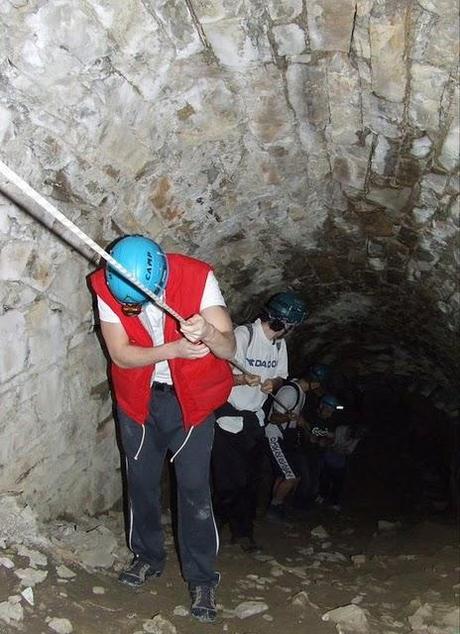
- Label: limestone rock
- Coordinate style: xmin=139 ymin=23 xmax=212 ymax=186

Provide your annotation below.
xmin=409 ymin=63 xmax=450 ymax=134
xmin=326 ymin=54 xmax=362 ymax=146
xmin=408 ymin=603 xmax=433 ymax=629
xmin=307 ymin=0 xmax=356 ymax=52
xmin=378 ymin=520 xmax=402 ymax=532
xmin=332 ymin=144 xmax=371 ymax=190
xmin=311 ymin=525 xmax=329 ymax=539
xmin=369 ymin=6 xmax=407 ymax=102
xmin=47 ymin=617 xmax=73 ymax=633
xmin=16 ymin=545 xmax=47 ymax=567
xmin=411 ymin=136 xmax=433 ymax=158
xmin=417 ymin=0 xmax=458 ymax=16
xmin=367 ymin=187 xmax=411 ymax=212
xmin=0 ymin=310 xmax=29 ymax=383
xmin=442 ymin=606 xmax=460 ymax=627
xmin=322 ymin=604 xmax=370 ymax=633
xmin=56 ymin=565 xmax=76 ymax=579
xmin=272 ymin=24 xmax=306 ymax=57
xmin=234 ymin=600 xmax=269 ymax=619
xmin=314 ymin=551 xmax=348 ymax=563
xmin=14 ymin=567 xmax=48 ymax=587
xmin=0 ymin=597 xmax=24 ymax=626
xmin=202 ymin=19 xmax=271 ymax=69
xmin=351 ymin=554 xmax=367 ymax=567
xmin=438 ymin=93 xmax=460 ymax=171
xmin=267 ymin=0 xmax=303 ymax=21
xmin=292 ymin=591 xmax=319 ymax=610
xmin=0 ymin=556 xmax=15 ymax=569
xmin=142 ymin=614 xmax=177 ymax=633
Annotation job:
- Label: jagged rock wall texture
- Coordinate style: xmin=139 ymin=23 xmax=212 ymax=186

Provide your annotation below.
xmin=0 ymin=0 xmax=458 ymax=518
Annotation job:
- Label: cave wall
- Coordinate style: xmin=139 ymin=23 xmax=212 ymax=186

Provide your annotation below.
xmin=0 ymin=0 xmax=458 ymax=518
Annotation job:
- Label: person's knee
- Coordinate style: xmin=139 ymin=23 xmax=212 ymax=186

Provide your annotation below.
xmin=179 ymin=470 xmax=210 ymax=495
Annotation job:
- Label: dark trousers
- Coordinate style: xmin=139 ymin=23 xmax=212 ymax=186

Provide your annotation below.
xmin=212 ymin=409 xmax=265 ymax=540
xmin=306 ymin=445 xmax=322 ymax=499
xmin=290 ymin=448 xmax=313 ymax=508
xmin=319 ymin=451 xmax=348 ymax=505
xmin=117 ymin=389 xmax=218 ymax=586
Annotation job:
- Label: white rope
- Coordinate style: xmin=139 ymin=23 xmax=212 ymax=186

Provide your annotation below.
xmin=0 ymin=159 xmax=270 ymax=388
xmin=0 ymin=158 xmax=186 ymax=325
xmin=230 ymin=357 xmax=289 ymax=411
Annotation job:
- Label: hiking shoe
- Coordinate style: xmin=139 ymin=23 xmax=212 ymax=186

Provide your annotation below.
xmin=232 ymin=536 xmax=261 ymax=553
xmin=329 ymin=503 xmax=342 ymax=513
xmin=266 ymin=504 xmax=286 ymax=522
xmin=189 ymin=584 xmax=217 ymax=623
xmin=118 ymin=557 xmax=161 ymax=587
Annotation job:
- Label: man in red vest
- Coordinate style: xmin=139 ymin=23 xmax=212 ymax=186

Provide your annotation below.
xmin=89 ymin=235 xmax=235 ymax=624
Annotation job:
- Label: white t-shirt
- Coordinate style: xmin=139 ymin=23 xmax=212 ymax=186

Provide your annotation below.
xmin=227 ymin=318 xmax=288 ymax=415
xmin=97 ymin=271 xmax=226 ymax=384
xmin=333 ymin=425 xmax=360 ymax=455
xmin=265 ymin=380 xmax=306 ymax=440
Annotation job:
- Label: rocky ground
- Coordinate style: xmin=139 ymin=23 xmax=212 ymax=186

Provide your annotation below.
xmin=1 ymin=495 xmax=459 ymax=634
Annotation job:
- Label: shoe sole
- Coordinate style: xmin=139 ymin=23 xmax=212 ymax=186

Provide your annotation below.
xmin=118 ymin=578 xmax=145 ymax=588
xmin=240 ymin=544 xmax=261 ymax=553
xmin=118 ymin=572 xmax=160 ymax=588
xmin=191 ymin=612 xmax=217 ymax=623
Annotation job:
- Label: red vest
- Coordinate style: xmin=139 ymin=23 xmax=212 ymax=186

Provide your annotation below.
xmin=89 ymin=254 xmax=233 ymax=429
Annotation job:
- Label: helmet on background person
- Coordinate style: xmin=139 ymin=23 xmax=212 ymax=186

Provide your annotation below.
xmin=320 ymin=394 xmax=340 ymax=410
xmin=308 ymin=363 xmax=331 ymax=385
xmin=106 ymin=235 xmax=168 ymax=311
xmin=263 ymin=291 xmax=308 ymax=328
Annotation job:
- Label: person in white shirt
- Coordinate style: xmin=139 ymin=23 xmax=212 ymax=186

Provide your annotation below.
xmin=211 ymin=292 xmax=308 ymax=552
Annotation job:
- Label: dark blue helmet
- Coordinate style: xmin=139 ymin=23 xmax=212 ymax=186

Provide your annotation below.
xmin=320 ymin=394 xmax=340 ymax=410
xmin=309 ymin=363 xmax=330 ymax=384
xmin=264 ymin=291 xmax=308 ymax=325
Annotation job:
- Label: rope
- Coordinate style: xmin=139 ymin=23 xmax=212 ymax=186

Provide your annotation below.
xmin=229 ymin=357 xmax=289 ymax=411
xmin=0 ymin=159 xmax=286 ymax=402
xmin=0 ymin=159 xmax=187 ymax=325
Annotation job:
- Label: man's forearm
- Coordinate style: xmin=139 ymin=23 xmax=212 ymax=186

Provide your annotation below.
xmin=270 ymin=411 xmax=291 ymax=425
xmin=233 ymin=372 xmax=246 ymax=386
xmin=201 ymin=324 xmax=236 ymax=360
xmin=110 ymin=341 xmax=178 ymax=369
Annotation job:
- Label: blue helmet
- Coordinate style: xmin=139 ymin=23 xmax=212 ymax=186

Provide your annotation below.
xmin=320 ymin=394 xmax=339 ymax=410
xmin=309 ymin=363 xmax=330 ymax=384
xmin=106 ymin=235 xmax=168 ymax=305
xmin=264 ymin=291 xmax=308 ymax=325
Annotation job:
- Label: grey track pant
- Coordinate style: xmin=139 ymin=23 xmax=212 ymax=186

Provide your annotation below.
xmin=117 ymin=389 xmax=219 ymax=586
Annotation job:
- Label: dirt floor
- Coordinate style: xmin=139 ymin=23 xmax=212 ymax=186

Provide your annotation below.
xmin=1 ymin=504 xmax=459 ymax=634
